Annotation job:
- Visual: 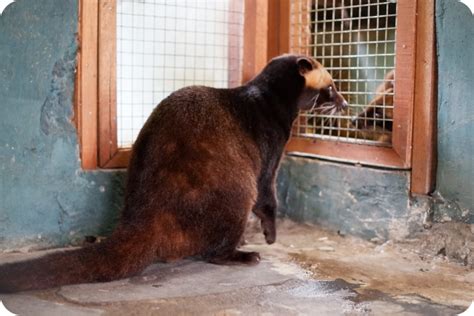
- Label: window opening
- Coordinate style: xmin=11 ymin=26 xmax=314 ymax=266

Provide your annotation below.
xmin=290 ymin=0 xmax=397 ymax=146
xmin=116 ymin=0 xmax=245 ymax=147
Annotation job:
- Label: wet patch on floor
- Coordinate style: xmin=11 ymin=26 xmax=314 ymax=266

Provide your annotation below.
xmin=249 ymin=219 xmax=473 ymax=308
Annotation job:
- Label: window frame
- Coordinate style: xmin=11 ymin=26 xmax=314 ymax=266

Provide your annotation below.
xmin=78 ymin=0 xmax=125 ymax=169
xmin=282 ymin=0 xmax=436 ymax=194
xmin=285 ymin=0 xmax=415 ymax=170
xmin=76 ymin=0 xmax=436 ymax=194
xmin=78 ymin=0 xmax=249 ymax=169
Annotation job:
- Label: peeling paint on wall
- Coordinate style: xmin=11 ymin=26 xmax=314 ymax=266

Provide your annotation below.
xmin=0 ymin=0 xmax=125 ymax=251
xmin=40 ymin=45 xmax=76 ymax=137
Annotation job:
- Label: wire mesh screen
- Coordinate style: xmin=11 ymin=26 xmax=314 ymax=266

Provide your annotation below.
xmin=117 ymin=0 xmax=245 ymax=147
xmin=290 ymin=0 xmax=397 ymax=146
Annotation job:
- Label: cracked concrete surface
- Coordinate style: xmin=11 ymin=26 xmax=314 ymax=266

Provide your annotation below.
xmin=0 ymin=220 xmax=472 ymax=315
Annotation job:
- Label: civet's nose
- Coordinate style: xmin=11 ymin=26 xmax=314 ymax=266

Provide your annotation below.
xmin=337 ymin=98 xmax=349 ymax=111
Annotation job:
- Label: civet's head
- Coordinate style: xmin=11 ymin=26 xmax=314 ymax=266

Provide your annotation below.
xmin=295 ymin=56 xmax=348 ymax=114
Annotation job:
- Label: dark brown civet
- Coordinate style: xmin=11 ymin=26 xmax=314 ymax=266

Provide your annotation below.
xmin=0 ymin=54 xmax=347 ymax=292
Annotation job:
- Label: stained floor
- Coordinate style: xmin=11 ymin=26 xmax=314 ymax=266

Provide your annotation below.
xmin=0 ymin=220 xmax=472 ymax=315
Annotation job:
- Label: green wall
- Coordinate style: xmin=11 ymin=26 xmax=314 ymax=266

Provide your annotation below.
xmin=0 ymin=0 xmax=125 ymax=251
xmin=434 ymin=0 xmax=474 ymax=221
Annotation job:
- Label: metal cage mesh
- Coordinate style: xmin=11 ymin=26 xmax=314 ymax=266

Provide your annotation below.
xmin=290 ymin=0 xmax=397 ymax=146
xmin=117 ymin=0 xmax=244 ymax=147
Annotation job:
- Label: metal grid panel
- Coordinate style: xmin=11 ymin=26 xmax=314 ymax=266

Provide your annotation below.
xmin=117 ymin=0 xmax=244 ymax=148
xmin=290 ymin=0 xmax=397 ymax=146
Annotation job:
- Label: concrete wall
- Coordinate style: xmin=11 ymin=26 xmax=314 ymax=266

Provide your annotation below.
xmin=276 ymin=157 xmax=424 ymax=241
xmin=0 ymin=0 xmax=125 ymax=251
xmin=434 ymin=0 xmax=474 ymax=223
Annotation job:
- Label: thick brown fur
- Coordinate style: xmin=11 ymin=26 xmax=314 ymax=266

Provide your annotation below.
xmin=0 ymin=54 xmax=347 ymax=293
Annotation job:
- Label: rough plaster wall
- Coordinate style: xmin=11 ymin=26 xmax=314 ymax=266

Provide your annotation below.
xmin=276 ymin=157 xmax=425 ymax=241
xmin=0 ymin=0 xmax=125 ymax=251
xmin=435 ymin=0 xmax=473 ymax=223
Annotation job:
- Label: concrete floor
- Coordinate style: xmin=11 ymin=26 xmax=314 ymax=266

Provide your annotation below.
xmin=0 ymin=220 xmax=472 ymax=315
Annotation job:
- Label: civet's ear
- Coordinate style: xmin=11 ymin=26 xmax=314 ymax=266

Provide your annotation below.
xmin=297 ymin=57 xmax=314 ymax=76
